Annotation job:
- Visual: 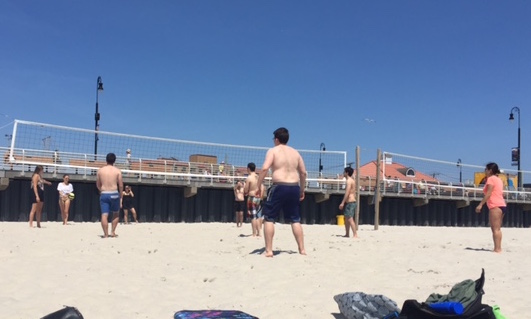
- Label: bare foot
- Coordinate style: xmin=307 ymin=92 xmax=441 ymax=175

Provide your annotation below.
xmin=111 ymin=234 xmax=118 ymax=238
xmin=299 ymin=249 xmax=307 ymax=255
xmin=264 ymin=251 xmax=274 ymax=258
xmin=353 ymin=234 xmax=359 ymax=238
xmin=493 ymin=249 xmax=502 ymax=253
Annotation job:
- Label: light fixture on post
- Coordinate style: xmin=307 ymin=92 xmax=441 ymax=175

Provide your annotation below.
xmin=94 ymin=76 xmax=104 ymax=158
xmin=457 ymin=158 xmax=462 ymax=183
xmin=319 ymin=143 xmax=326 ymax=176
xmin=509 ymin=106 xmax=521 ymax=189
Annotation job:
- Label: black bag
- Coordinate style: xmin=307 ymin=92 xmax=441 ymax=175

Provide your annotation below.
xmin=398 ymin=269 xmax=495 ymax=319
xmin=41 ymin=306 xmax=84 ymax=319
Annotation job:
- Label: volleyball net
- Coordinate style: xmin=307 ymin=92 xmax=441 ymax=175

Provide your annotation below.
xmin=4 ymin=120 xmax=347 ymax=180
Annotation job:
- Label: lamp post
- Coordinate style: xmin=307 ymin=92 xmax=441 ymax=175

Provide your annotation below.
xmin=319 ymin=143 xmax=326 ymax=176
xmin=94 ymin=76 xmax=104 ymax=158
xmin=509 ymin=106 xmax=521 ymax=188
xmin=457 ymin=158 xmax=462 ymax=183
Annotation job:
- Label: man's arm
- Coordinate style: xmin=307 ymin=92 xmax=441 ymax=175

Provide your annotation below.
xmin=297 ymin=154 xmax=307 ymax=199
xmin=96 ymin=171 xmax=102 ymax=192
xmin=118 ymin=172 xmax=124 ymax=197
xmin=243 ymin=178 xmax=250 ymax=195
xmin=257 ymin=149 xmax=274 ymax=187
xmin=339 ymin=179 xmax=352 ymax=209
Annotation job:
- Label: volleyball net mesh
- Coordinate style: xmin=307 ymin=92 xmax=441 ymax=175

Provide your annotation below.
xmin=6 ymin=120 xmax=347 ymax=178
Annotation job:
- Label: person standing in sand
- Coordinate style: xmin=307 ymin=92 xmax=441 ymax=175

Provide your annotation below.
xmin=339 ymin=167 xmax=358 ymax=238
xmin=475 ymin=162 xmax=506 ymax=253
xmin=57 ymin=174 xmax=74 ymax=225
xmin=122 ymin=185 xmax=139 ymax=224
xmin=96 ymin=153 xmax=123 ymax=238
xmin=244 ymin=162 xmax=262 ymax=237
xmin=257 ymin=127 xmax=307 ymax=257
xmin=233 ymin=181 xmax=245 ymax=227
xmin=28 ymin=165 xmax=52 ymax=228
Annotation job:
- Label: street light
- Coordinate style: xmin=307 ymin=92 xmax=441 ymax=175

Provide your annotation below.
xmin=509 ymin=106 xmax=521 ymax=188
xmin=456 ymin=158 xmax=462 ymax=183
xmin=319 ymin=143 xmax=326 ymax=176
xmin=94 ymin=76 xmax=104 ymax=158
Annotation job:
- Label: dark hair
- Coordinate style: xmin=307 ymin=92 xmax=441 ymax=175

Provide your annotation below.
xmin=344 ymin=167 xmax=354 ymax=177
xmin=273 ymin=127 xmax=289 ymax=144
xmin=247 ymin=162 xmax=256 ymax=172
xmin=485 ymin=162 xmax=501 ymax=175
xmin=63 ymin=174 xmax=69 ymax=179
xmin=106 ymin=153 xmax=116 ymax=164
xmin=33 ymin=165 xmax=43 ymax=174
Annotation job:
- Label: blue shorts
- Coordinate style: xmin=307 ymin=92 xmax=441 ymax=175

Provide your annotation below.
xmin=262 ymin=183 xmax=301 ymax=223
xmin=100 ymin=191 xmax=120 ymax=215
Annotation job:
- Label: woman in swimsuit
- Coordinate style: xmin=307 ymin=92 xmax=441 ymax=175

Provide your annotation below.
xmin=28 ymin=165 xmax=52 ymax=228
xmin=475 ymin=162 xmax=507 ymax=253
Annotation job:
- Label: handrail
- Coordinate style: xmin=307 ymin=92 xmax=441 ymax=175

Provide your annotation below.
xmin=2 ymin=146 xmax=531 ymax=202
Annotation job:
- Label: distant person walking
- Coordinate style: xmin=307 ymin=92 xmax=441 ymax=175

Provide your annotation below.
xmin=28 ymin=165 xmax=52 ymax=228
xmin=57 ymin=174 xmax=74 ymax=225
xmin=233 ymin=181 xmax=245 ymax=227
xmin=339 ymin=167 xmax=358 ymax=238
xmin=257 ymin=127 xmax=307 ymax=257
xmin=475 ymin=162 xmax=506 ymax=253
xmin=122 ymin=185 xmax=139 ymax=224
xmin=96 ymin=153 xmax=123 ymax=238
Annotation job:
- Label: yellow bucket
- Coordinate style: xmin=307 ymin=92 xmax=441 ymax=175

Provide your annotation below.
xmin=336 ymin=215 xmax=344 ymax=226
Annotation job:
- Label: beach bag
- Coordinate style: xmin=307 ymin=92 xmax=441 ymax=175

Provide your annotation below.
xmin=333 ymin=292 xmax=401 ymax=319
xmin=41 ymin=306 xmax=84 ymax=319
xmin=399 ymin=269 xmax=495 ymax=319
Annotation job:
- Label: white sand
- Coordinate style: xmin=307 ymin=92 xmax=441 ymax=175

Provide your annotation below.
xmin=0 ymin=222 xmax=529 ymax=319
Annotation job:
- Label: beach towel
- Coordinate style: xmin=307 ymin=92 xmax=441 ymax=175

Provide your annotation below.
xmin=174 ymin=310 xmax=258 ymax=319
xmin=333 ymin=292 xmax=400 ymax=319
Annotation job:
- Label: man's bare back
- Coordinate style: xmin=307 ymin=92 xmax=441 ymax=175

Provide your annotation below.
xmin=266 ymin=145 xmax=306 ymax=185
xmin=245 ymin=172 xmax=259 ymax=197
xmin=97 ymin=165 xmax=123 ymax=193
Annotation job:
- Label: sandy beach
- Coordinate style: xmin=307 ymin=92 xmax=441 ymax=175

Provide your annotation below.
xmin=0 ymin=222 xmax=529 ymax=318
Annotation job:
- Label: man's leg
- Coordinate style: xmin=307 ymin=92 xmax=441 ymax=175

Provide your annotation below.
xmin=111 ymin=212 xmax=119 ymax=237
xmin=101 ymin=214 xmax=109 ymax=238
xmin=291 ymin=222 xmax=306 ymax=255
xmin=343 ymin=218 xmax=350 ymax=237
xmin=349 ymin=217 xmax=358 ymax=238
xmin=264 ymin=221 xmax=275 ymax=257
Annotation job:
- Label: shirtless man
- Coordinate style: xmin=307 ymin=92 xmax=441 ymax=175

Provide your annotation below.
xmin=257 ymin=127 xmax=307 ymax=257
xmin=96 ymin=153 xmax=123 ymax=238
xmin=244 ymin=162 xmax=261 ymax=237
xmin=339 ymin=166 xmax=358 ymax=238
xmin=233 ymin=181 xmax=245 ymax=227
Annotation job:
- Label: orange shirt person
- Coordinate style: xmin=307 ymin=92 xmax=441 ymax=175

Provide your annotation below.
xmin=475 ymin=162 xmax=506 ymax=253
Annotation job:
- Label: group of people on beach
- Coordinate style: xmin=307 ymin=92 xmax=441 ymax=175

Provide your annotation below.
xmin=28 ymin=127 xmax=507 ymax=253
xmin=28 ymin=154 xmax=139 ymax=236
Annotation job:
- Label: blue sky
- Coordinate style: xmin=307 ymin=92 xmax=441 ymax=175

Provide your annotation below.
xmin=1 ymin=1 xmax=530 ymax=171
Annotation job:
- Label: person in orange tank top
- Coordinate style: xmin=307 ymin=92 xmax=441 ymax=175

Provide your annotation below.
xmin=475 ymin=162 xmax=506 ymax=253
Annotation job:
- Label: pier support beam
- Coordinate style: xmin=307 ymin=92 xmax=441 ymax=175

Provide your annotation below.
xmin=184 ymin=186 xmax=197 ymax=198
xmin=315 ymin=193 xmax=329 ymax=203
xmin=413 ymin=198 xmax=428 ymax=207
xmin=0 ymin=177 xmax=9 ymax=191
xmin=456 ymin=200 xmax=470 ymax=209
